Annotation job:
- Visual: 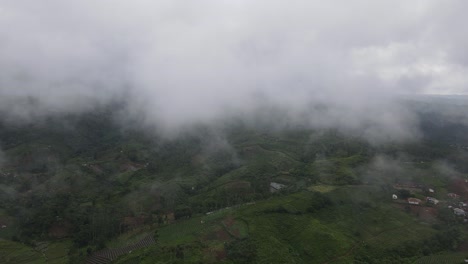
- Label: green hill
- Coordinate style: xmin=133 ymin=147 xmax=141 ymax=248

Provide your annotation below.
xmin=1 ymin=105 xmax=468 ymax=263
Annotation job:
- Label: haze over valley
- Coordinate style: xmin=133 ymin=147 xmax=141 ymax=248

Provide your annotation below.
xmin=1 ymin=1 xmax=468 ymax=263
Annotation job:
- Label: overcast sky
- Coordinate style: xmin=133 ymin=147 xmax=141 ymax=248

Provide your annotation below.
xmin=0 ymin=1 xmax=467 ymax=140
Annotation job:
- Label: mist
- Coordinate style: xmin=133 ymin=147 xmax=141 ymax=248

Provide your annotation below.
xmin=1 ymin=1 xmax=468 ymax=141
xmin=360 ymin=154 xmax=464 ymax=187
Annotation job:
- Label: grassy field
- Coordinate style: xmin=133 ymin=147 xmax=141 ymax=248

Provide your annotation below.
xmin=158 ymin=209 xmax=230 ymax=246
xmin=308 ymin=184 xmax=338 ymax=193
xmin=0 ymin=239 xmax=46 ymax=264
xmin=43 ymin=240 xmax=72 ymax=264
xmin=245 ymin=214 xmax=353 ymax=263
xmin=113 ymin=185 xmax=448 ymax=263
xmin=0 ymin=238 xmax=71 ymax=264
xmin=2 ymin=183 xmax=459 ymax=264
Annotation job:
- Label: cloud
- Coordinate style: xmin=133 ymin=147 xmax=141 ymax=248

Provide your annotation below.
xmin=0 ymin=1 xmax=467 ymax=141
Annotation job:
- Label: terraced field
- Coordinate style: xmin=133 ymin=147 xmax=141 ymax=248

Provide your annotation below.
xmin=86 ymin=235 xmax=156 ymax=264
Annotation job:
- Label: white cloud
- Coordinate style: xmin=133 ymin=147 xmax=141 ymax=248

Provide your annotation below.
xmin=0 ymin=0 xmax=467 ymax=140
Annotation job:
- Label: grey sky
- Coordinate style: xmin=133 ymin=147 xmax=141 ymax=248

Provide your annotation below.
xmin=0 ymin=1 xmax=467 ymax=140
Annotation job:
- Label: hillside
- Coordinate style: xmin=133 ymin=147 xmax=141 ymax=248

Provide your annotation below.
xmin=1 ymin=100 xmax=468 ymax=263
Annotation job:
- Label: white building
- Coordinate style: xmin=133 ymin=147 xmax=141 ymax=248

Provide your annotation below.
xmin=408 ymin=198 xmax=422 ymax=205
xmin=270 ymin=182 xmax=286 ymax=193
xmin=454 ymin=208 xmax=466 ymax=216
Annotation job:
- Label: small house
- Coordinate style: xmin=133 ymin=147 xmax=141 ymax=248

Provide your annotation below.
xmin=270 ymin=182 xmax=286 ymax=193
xmin=408 ymin=198 xmax=422 ymax=205
xmin=426 ymin=197 xmax=439 ymax=205
xmin=454 ymin=208 xmax=466 ymax=216
xmin=448 ymin=193 xmax=460 ymax=199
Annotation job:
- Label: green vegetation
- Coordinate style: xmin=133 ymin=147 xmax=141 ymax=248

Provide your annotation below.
xmin=1 ymin=104 xmax=468 ymax=262
xmin=414 ymin=252 xmax=467 ymax=264
xmin=0 ymin=239 xmax=46 ymax=264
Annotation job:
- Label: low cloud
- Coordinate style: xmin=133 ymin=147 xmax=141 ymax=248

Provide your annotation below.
xmin=0 ymin=1 xmax=467 ymax=141
xmin=432 ymin=160 xmax=462 ymax=179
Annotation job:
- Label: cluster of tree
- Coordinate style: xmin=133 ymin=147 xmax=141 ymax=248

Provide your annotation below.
xmin=225 ymin=238 xmax=257 ymax=263
xmin=174 ymin=206 xmax=192 ymax=220
xmin=8 ymin=191 xmax=123 ymax=248
xmin=307 ymin=192 xmax=333 ymax=213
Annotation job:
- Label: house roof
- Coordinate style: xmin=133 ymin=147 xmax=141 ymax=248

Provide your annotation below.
xmin=408 ymin=198 xmax=422 ymax=203
xmin=270 ymin=182 xmax=286 ymax=190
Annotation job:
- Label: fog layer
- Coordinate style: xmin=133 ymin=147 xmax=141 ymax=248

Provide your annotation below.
xmin=1 ymin=1 xmax=467 ymax=140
